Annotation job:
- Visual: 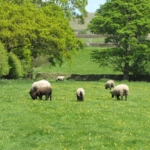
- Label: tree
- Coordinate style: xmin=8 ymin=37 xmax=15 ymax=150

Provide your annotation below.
xmin=88 ymin=0 xmax=150 ymax=80
xmin=0 ymin=2 xmax=83 ymax=78
xmin=4 ymin=0 xmax=88 ymax=23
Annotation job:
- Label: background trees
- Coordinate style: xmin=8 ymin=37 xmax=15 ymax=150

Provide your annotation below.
xmin=88 ymin=0 xmax=150 ymax=80
xmin=5 ymin=0 xmax=88 ymax=23
xmin=0 ymin=1 xmax=84 ymax=78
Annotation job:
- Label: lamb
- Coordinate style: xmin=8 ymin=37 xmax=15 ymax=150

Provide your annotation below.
xmin=29 ymin=79 xmax=52 ymax=100
xmin=110 ymin=84 xmax=129 ymax=101
xmin=76 ymin=88 xmax=85 ymax=101
xmin=105 ymin=80 xmax=115 ymax=90
xmin=56 ymin=76 xmax=65 ymax=81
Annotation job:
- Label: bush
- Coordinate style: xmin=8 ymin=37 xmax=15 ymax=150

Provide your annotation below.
xmin=0 ymin=42 xmax=9 ymax=77
xmin=78 ymin=29 xmax=87 ymax=34
xmin=7 ymin=52 xmax=24 ymax=79
xmin=31 ymin=55 xmax=49 ymax=68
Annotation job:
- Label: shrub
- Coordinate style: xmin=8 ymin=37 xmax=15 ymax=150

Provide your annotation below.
xmin=0 ymin=42 xmax=9 ymax=77
xmin=7 ymin=52 xmax=24 ymax=79
xmin=31 ymin=55 xmax=49 ymax=68
xmin=78 ymin=29 xmax=87 ymax=34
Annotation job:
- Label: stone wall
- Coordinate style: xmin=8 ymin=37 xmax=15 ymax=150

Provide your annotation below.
xmin=33 ymin=73 xmax=150 ymax=82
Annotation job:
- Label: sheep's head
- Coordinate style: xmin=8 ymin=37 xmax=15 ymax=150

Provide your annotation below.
xmin=29 ymin=91 xmax=37 ymax=100
xmin=79 ymin=91 xmax=83 ymax=99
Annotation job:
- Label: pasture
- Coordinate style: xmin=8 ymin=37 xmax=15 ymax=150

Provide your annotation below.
xmin=0 ymin=79 xmax=150 ymax=149
xmin=34 ymin=47 xmax=121 ymax=75
xmin=79 ymin=38 xmax=105 ymax=43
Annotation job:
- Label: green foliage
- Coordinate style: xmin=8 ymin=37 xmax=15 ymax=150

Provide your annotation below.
xmin=88 ymin=0 xmax=150 ymax=79
xmin=78 ymin=29 xmax=87 ymax=34
xmin=8 ymin=52 xmax=24 ymax=79
xmin=0 ymin=42 xmax=9 ymax=77
xmin=4 ymin=0 xmax=88 ymax=23
xmin=0 ymin=79 xmax=150 ymax=149
xmin=31 ymin=55 xmax=49 ymax=68
xmin=0 ymin=1 xmax=84 ymax=78
xmin=13 ymin=47 xmax=32 ymax=76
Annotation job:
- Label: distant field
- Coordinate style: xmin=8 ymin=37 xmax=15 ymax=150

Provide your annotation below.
xmin=34 ymin=47 xmax=121 ymax=75
xmin=79 ymin=38 xmax=105 ymax=43
xmin=70 ymin=13 xmax=95 ymax=32
xmin=1 ymin=79 xmax=150 ymax=149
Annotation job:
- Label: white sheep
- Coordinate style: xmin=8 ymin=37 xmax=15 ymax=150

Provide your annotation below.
xmin=110 ymin=84 xmax=129 ymax=101
xmin=56 ymin=76 xmax=65 ymax=81
xmin=29 ymin=80 xmax=52 ymax=100
xmin=105 ymin=80 xmax=115 ymax=90
xmin=76 ymin=88 xmax=85 ymax=101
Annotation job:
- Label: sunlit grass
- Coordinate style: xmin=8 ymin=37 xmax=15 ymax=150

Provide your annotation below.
xmin=79 ymin=38 xmax=105 ymax=43
xmin=34 ymin=47 xmax=121 ymax=75
xmin=0 ymin=79 xmax=150 ymax=149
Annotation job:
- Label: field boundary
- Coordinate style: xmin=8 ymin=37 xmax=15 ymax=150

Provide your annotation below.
xmin=76 ymin=34 xmax=105 ymax=38
xmin=84 ymin=42 xmax=114 ymax=47
xmin=31 ymin=72 xmax=150 ymax=81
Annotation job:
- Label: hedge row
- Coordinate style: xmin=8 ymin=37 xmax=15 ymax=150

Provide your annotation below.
xmin=28 ymin=72 xmax=150 ymax=82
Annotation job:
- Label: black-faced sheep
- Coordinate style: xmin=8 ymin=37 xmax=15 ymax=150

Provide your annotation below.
xmin=56 ymin=76 xmax=65 ymax=81
xmin=76 ymin=88 xmax=85 ymax=101
xmin=105 ymin=80 xmax=115 ymax=90
xmin=110 ymin=84 xmax=129 ymax=101
xmin=29 ymin=80 xmax=52 ymax=100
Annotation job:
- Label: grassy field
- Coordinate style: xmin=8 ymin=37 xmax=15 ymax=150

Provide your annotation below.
xmin=1 ymin=11 xmax=150 ymax=150
xmin=0 ymin=79 xmax=150 ymax=149
xmin=34 ymin=47 xmax=121 ymax=75
xmin=79 ymin=38 xmax=105 ymax=43
xmin=70 ymin=13 xmax=95 ymax=32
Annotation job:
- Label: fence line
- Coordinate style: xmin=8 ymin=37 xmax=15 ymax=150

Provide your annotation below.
xmin=33 ymin=73 xmax=150 ymax=81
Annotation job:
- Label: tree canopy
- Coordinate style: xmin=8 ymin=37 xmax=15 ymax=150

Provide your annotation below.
xmin=4 ymin=0 xmax=88 ymax=23
xmin=0 ymin=1 xmax=84 ymax=78
xmin=88 ymin=0 xmax=150 ymax=80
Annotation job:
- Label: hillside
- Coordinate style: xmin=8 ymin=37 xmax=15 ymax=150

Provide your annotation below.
xmin=69 ymin=13 xmax=95 ymax=32
xmin=34 ymin=47 xmax=120 ymax=75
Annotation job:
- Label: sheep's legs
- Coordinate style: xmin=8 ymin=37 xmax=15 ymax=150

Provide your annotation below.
xmin=116 ymin=95 xmax=120 ymax=100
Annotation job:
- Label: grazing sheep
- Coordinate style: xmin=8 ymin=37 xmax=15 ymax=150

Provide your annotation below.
xmin=29 ymin=80 xmax=52 ymax=100
xmin=110 ymin=84 xmax=129 ymax=101
xmin=56 ymin=76 xmax=65 ymax=81
xmin=105 ymin=80 xmax=115 ymax=90
xmin=76 ymin=88 xmax=85 ymax=101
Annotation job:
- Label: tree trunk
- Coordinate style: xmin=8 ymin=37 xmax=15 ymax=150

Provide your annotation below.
xmin=123 ymin=71 xmax=129 ymax=80
xmin=123 ymin=62 xmax=129 ymax=80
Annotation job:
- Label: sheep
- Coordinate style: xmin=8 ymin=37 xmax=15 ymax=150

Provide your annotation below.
xmin=105 ymin=80 xmax=115 ymax=90
xmin=29 ymin=80 xmax=52 ymax=100
xmin=76 ymin=88 xmax=85 ymax=101
xmin=110 ymin=84 xmax=129 ymax=101
xmin=56 ymin=76 xmax=65 ymax=81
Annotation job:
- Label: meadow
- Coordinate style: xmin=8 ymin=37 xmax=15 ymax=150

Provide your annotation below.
xmin=0 ymin=79 xmax=150 ymax=150
xmin=1 ymin=11 xmax=150 ymax=150
xmin=79 ymin=38 xmax=105 ymax=43
xmin=34 ymin=47 xmax=121 ymax=75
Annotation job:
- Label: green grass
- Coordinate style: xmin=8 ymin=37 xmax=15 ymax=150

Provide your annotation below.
xmin=0 ymin=79 xmax=150 ymax=149
xmin=34 ymin=47 xmax=121 ymax=75
xmin=79 ymin=38 xmax=105 ymax=43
